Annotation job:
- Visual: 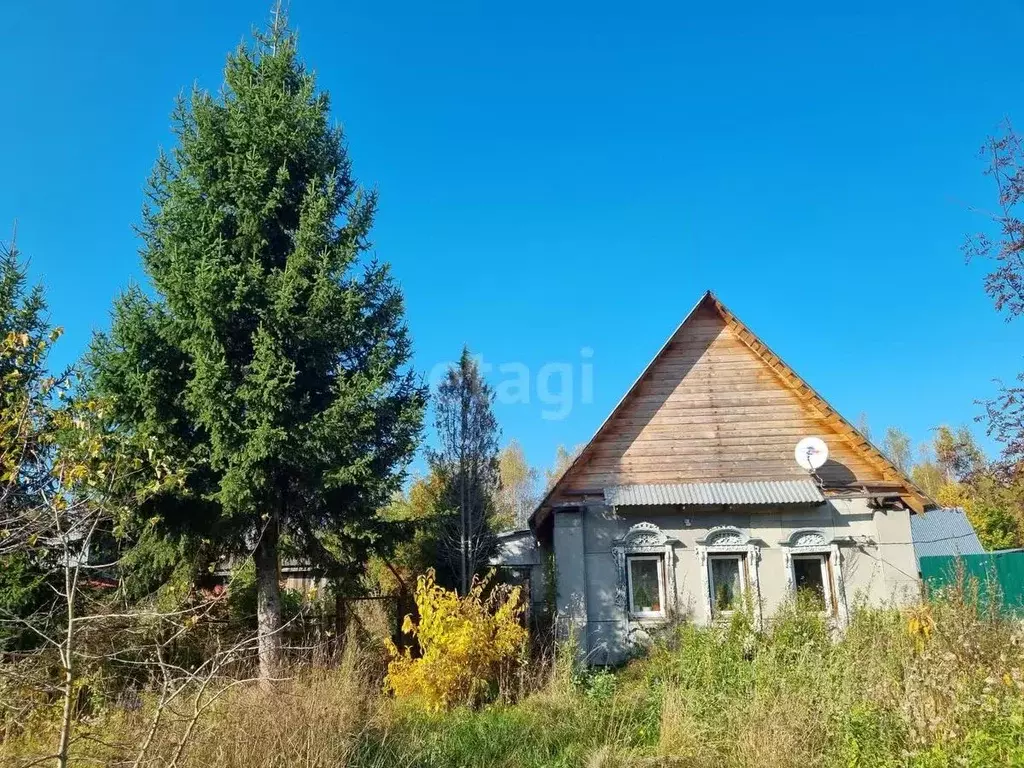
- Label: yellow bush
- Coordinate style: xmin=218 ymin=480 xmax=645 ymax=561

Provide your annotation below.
xmin=384 ymin=569 xmax=528 ymax=710
xmin=905 ymin=604 xmax=935 ymax=652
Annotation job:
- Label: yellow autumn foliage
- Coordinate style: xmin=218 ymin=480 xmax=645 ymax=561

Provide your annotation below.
xmin=385 ymin=569 xmax=528 ymax=710
xmin=935 ymin=481 xmax=973 ymax=518
xmin=905 ymin=604 xmax=935 ymax=652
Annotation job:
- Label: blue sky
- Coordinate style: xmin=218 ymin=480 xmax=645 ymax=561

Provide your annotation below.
xmin=4 ymin=0 xmax=1024 ymax=477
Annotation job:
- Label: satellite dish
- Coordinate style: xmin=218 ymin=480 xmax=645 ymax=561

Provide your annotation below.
xmin=795 ymin=437 xmax=829 ymax=471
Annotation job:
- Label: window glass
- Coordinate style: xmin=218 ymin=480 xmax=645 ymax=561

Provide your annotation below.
xmin=628 ymin=557 xmax=662 ymax=614
xmin=710 ymin=556 xmax=743 ymax=613
xmin=793 ymin=555 xmax=827 ymax=609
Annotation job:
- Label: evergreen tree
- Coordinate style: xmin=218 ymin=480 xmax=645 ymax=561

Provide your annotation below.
xmin=0 ymin=239 xmax=52 ymax=511
xmin=368 ymin=469 xmax=446 ymax=594
xmin=428 ymin=348 xmax=500 ymax=593
xmin=0 ymin=240 xmax=61 ymax=650
xmin=88 ymin=17 xmax=425 ymax=680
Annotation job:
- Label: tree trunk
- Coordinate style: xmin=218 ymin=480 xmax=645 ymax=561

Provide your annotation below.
xmin=459 ymin=370 xmax=470 ymax=595
xmin=56 ymin=584 xmax=75 ymax=768
xmin=254 ymin=517 xmax=283 ymax=685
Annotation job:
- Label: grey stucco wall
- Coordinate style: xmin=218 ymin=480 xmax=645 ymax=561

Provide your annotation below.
xmin=553 ymin=510 xmax=588 ymax=645
xmin=555 ymin=499 xmax=921 ymax=664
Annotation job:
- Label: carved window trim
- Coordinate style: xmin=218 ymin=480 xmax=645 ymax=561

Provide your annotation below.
xmin=695 ymin=527 xmax=763 ymax=627
xmin=612 ymin=522 xmax=677 ymax=620
xmin=780 ymin=529 xmax=849 ymax=626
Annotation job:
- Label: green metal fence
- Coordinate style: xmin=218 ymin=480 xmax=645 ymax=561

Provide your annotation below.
xmin=919 ymin=551 xmax=1024 ymax=614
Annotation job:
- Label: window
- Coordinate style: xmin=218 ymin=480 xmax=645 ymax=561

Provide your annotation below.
xmin=696 ymin=527 xmax=763 ymax=628
xmin=781 ymin=530 xmax=846 ymax=626
xmin=613 ymin=523 xmax=676 ymax=619
xmin=709 ymin=554 xmax=746 ymax=615
xmin=792 ymin=554 xmax=833 ymax=613
xmin=627 ymin=555 xmax=665 ymax=617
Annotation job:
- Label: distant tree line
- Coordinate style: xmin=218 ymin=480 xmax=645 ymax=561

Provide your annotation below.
xmin=859 ymin=421 xmax=1022 ymax=550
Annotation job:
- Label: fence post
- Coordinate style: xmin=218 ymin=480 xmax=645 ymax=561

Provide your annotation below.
xmin=334 ymin=594 xmax=346 ymax=653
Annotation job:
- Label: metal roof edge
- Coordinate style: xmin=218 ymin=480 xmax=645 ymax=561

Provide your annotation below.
xmin=603 ymin=479 xmax=826 ymax=507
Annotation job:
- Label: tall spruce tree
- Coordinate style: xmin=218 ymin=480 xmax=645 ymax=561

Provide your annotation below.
xmin=0 ymin=240 xmax=51 ymax=513
xmin=88 ymin=17 xmax=425 ymax=680
xmin=0 ymin=240 xmax=60 ymax=650
xmin=428 ymin=347 xmax=500 ymax=593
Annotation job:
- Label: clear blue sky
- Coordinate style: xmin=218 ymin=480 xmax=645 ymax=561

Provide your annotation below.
xmin=4 ymin=0 xmax=1023 ymax=477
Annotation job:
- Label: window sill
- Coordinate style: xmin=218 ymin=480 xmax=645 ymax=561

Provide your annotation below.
xmin=629 ymin=612 xmax=667 ymax=622
xmin=709 ymin=610 xmax=744 ymax=625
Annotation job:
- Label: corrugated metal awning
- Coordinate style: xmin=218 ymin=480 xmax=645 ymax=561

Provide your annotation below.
xmin=604 ymin=480 xmax=825 ymax=507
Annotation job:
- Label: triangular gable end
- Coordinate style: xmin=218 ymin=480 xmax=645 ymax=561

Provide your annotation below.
xmin=532 ymin=291 xmax=932 ymax=531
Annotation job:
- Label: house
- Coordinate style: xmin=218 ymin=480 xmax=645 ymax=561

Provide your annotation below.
xmin=523 ymin=291 xmax=937 ymax=664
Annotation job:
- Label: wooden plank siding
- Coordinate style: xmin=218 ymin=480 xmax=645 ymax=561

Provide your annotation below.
xmin=552 ymin=303 xmax=884 ymax=499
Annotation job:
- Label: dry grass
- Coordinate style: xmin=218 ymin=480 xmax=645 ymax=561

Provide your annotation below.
xmin=165 ymin=652 xmax=381 ymax=768
xmin=4 ymin=583 xmax=1024 ymax=767
xmin=0 ymin=642 xmax=389 ymax=768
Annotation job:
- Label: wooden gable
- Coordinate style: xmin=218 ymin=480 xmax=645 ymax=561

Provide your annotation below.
xmin=539 ymin=291 xmax=931 ymax=519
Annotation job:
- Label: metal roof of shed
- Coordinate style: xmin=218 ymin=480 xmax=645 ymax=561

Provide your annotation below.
xmin=910 ymin=507 xmax=985 ymax=560
xmin=604 ymin=480 xmax=825 ymax=507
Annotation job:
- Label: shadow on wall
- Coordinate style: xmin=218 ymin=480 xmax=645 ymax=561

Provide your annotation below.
xmin=818 ymin=459 xmax=857 ymax=487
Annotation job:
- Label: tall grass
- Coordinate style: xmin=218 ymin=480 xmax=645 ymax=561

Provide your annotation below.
xmin=4 ymin=583 xmax=1024 ymax=767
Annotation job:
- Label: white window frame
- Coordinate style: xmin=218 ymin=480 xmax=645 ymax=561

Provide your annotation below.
xmin=708 ymin=552 xmax=747 ymax=617
xmin=780 ymin=529 xmax=848 ymax=626
xmin=790 ymin=553 xmax=833 ymax=614
xmin=611 ymin=522 xmax=677 ymax=622
xmin=626 ymin=554 xmax=666 ymax=619
xmin=695 ymin=527 xmax=763 ymax=627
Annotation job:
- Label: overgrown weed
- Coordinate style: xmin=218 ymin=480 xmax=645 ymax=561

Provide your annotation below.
xmin=4 ymin=578 xmax=1024 ymax=767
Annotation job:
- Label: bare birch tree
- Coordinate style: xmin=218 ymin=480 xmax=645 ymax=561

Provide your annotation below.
xmin=0 ymin=242 xmax=267 ymax=767
xmin=494 ymin=440 xmax=538 ymax=531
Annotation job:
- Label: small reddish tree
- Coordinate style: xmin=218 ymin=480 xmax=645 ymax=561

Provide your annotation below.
xmin=966 ymin=120 xmax=1024 ymax=470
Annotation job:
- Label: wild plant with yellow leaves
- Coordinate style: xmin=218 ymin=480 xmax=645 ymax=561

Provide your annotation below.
xmin=385 ymin=569 xmax=528 ymax=710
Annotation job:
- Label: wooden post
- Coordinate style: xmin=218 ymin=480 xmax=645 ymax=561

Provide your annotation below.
xmin=334 ymin=593 xmax=346 ymax=655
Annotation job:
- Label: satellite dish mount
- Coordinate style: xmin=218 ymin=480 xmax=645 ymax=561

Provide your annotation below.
xmin=794 ymin=437 xmax=829 ymax=482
